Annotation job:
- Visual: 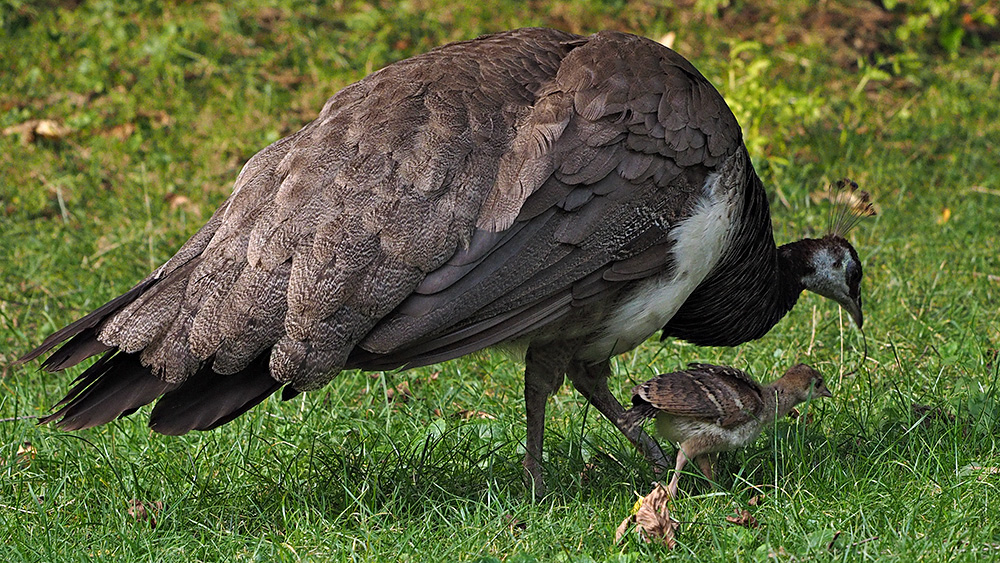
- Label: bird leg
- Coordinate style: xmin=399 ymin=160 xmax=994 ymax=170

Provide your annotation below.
xmin=696 ymin=453 xmax=716 ymax=484
xmin=522 ymin=343 xmax=569 ymax=499
xmin=670 ymin=451 xmax=716 ymax=499
xmin=666 ymin=448 xmax=689 ymax=500
xmin=567 ymin=360 xmax=671 ymax=476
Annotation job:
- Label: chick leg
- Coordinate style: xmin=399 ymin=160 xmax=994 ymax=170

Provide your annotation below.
xmin=667 ymin=449 xmax=690 ymax=500
xmin=567 ymin=360 xmax=671 ymax=474
xmin=696 ymin=453 xmax=717 ymax=484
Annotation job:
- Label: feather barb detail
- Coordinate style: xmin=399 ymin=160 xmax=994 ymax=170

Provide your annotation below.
xmin=815 ymin=178 xmax=878 ymax=237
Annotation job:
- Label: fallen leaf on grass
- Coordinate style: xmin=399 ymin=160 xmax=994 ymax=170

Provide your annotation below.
xmin=164 ymin=193 xmax=201 ymax=216
xmin=615 ymin=483 xmax=678 ymax=547
xmin=2 ymin=119 xmax=71 ymax=144
xmin=503 ymin=514 xmax=526 ymax=532
xmin=104 ymin=122 xmax=136 ymax=141
xmin=937 ymin=207 xmax=951 ymax=224
xmin=385 ymin=380 xmax=412 ymax=403
xmin=454 ymin=409 xmax=496 ymax=420
xmin=961 ymin=463 xmax=1000 ymax=480
xmin=137 ymin=109 xmax=173 ymax=128
xmin=16 ymin=441 xmax=37 ymax=466
xmin=747 ymin=494 xmax=763 ymax=507
xmin=34 ymin=120 xmax=69 ymax=140
xmin=725 ymin=509 xmax=759 ymax=528
xmin=127 ymin=499 xmax=164 ymax=528
xmin=911 ymin=403 xmax=956 ymax=425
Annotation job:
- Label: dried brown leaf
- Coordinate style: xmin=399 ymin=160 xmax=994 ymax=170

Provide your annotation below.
xmin=963 ymin=464 xmax=1000 ymax=480
xmin=455 ymin=409 xmax=496 ymax=420
xmin=164 ymin=193 xmax=201 ymax=216
xmin=3 ymin=119 xmax=71 ymax=144
xmin=16 ymin=441 xmax=37 ymax=465
xmin=615 ymin=514 xmax=635 ymax=544
xmin=127 ymin=499 xmax=164 ymax=528
xmin=386 ymin=380 xmax=412 ymax=403
xmin=633 ymin=483 xmax=678 ymax=547
xmin=503 ymin=513 xmax=526 ymax=532
xmin=33 ymin=119 xmax=70 ymax=140
xmin=725 ymin=509 xmax=759 ymax=528
xmin=748 ymin=494 xmax=763 ymax=507
xmin=105 ymin=122 xmax=136 ymax=141
xmin=937 ymin=207 xmax=951 ymax=224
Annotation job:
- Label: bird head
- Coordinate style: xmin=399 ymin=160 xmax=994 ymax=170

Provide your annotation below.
xmin=798 ymin=235 xmax=864 ymax=329
xmin=777 ymin=363 xmax=833 ymax=402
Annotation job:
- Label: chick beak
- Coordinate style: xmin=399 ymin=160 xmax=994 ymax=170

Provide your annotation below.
xmin=816 ymin=383 xmax=833 ymax=399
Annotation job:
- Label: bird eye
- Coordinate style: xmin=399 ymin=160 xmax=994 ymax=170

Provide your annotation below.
xmin=847 ymin=262 xmax=861 ymax=287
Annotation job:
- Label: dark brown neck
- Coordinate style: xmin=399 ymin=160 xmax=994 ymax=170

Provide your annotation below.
xmin=661 ymin=156 xmax=807 ymax=347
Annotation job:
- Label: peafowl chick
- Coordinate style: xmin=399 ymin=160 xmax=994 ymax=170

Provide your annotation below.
xmin=627 ymin=363 xmax=832 ymax=499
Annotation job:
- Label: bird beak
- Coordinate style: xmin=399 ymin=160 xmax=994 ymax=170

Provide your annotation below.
xmin=841 ymin=295 xmax=863 ymax=329
xmin=816 ymin=383 xmax=833 ymax=399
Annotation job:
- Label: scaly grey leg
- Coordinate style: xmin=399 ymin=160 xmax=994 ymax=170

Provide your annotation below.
xmin=522 ymin=343 xmax=569 ymax=499
xmin=567 ymin=360 xmax=671 ymax=475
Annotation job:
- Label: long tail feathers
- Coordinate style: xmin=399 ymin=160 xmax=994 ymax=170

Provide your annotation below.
xmin=21 ymin=278 xmax=286 ymax=433
xmin=148 ymin=353 xmax=282 ymax=435
xmin=17 ymin=277 xmax=158 ymax=368
xmin=37 ymin=349 xmax=285 ymax=434
xmin=39 ymin=351 xmax=178 ymax=430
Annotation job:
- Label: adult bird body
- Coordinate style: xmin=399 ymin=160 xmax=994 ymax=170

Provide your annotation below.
xmin=19 ymin=28 xmax=865 ymax=495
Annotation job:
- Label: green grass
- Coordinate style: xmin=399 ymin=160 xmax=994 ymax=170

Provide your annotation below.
xmin=2 ymin=1 xmax=1000 ymax=561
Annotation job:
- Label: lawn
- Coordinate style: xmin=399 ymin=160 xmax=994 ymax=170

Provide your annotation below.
xmin=2 ymin=1 xmax=999 ymax=561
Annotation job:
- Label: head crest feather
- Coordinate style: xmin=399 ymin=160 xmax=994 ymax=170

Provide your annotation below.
xmin=826 ymin=178 xmax=877 ymax=237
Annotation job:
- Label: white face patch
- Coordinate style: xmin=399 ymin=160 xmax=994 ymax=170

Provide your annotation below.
xmin=581 ymin=168 xmax=734 ymax=360
xmin=802 ymin=247 xmax=849 ymax=302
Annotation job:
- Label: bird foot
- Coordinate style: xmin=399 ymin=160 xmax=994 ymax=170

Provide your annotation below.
xmin=522 ymin=456 xmax=546 ymax=500
xmin=649 ymin=451 xmax=674 ymax=478
xmin=666 ymin=481 xmax=680 ymax=501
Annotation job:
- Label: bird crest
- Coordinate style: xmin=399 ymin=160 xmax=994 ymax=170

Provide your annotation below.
xmin=825 ymin=178 xmax=877 ymax=237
